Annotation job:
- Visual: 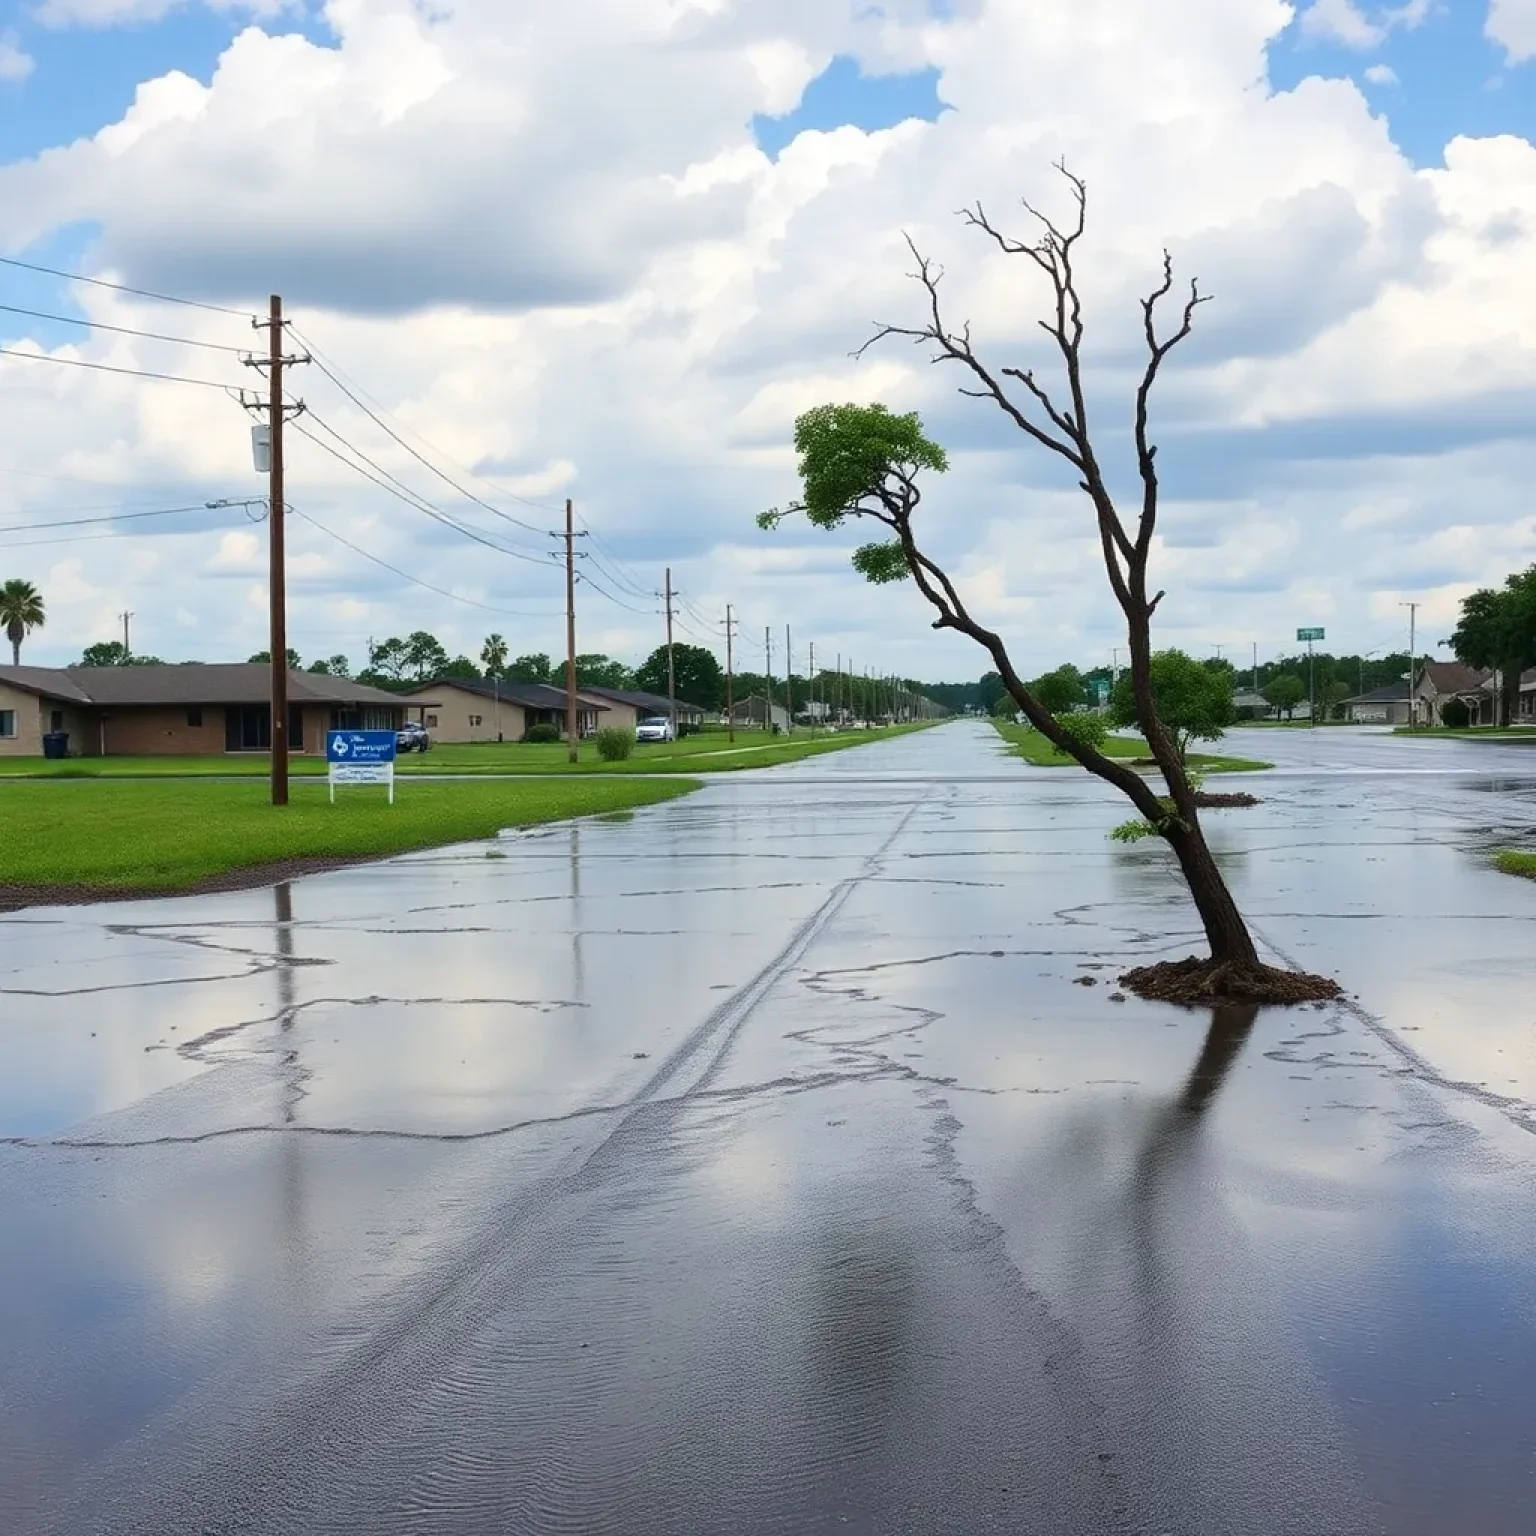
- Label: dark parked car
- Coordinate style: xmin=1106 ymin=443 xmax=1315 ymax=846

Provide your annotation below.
xmin=396 ymin=721 xmax=431 ymax=753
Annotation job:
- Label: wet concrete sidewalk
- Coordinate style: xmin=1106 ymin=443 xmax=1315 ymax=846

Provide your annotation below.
xmin=2 ymin=721 xmax=1535 ymax=1533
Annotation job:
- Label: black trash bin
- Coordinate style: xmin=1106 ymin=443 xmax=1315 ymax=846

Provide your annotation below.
xmin=42 ymin=731 xmax=69 ymax=760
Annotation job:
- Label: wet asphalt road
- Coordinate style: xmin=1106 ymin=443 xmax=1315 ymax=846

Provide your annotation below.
xmin=3 ymin=721 xmax=1536 ymax=1534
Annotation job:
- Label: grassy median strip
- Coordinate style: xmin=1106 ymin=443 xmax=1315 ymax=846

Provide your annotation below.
xmin=0 ymin=724 xmax=936 ymax=780
xmin=0 ymin=776 xmax=701 ymax=894
xmin=992 ymin=721 xmax=1271 ymax=774
xmin=1495 ymin=851 xmax=1536 ymax=880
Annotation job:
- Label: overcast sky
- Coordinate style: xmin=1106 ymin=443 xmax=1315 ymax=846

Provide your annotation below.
xmin=0 ymin=0 xmax=1532 ymax=682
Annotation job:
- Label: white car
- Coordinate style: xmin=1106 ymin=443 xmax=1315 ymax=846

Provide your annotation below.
xmin=635 ymin=715 xmax=675 ymax=743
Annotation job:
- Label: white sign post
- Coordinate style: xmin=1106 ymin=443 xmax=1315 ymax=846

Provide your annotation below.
xmin=326 ymin=730 xmax=397 ymax=805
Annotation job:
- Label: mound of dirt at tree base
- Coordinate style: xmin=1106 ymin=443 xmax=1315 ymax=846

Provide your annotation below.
xmin=1193 ymin=791 xmax=1260 ymax=808
xmin=1120 ymin=956 xmax=1341 ymax=1004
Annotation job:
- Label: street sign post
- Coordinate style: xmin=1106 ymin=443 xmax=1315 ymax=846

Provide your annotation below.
xmin=327 ymin=729 xmax=397 ymax=805
xmin=1296 ymin=628 xmax=1325 ymax=725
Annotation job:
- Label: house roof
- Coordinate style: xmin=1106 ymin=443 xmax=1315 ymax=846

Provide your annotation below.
xmin=405 ymin=677 xmax=610 ymax=712
xmin=1344 ymin=682 xmax=1411 ymax=704
xmin=0 ymin=664 xmax=407 ymax=707
xmin=583 ymin=686 xmax=704 ymax=717
xmin=1417 ymin=661 xmax=1489 ymax=696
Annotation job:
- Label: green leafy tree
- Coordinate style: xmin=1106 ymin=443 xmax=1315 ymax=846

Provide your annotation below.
xmin=404 ymin=630 xmax=449 ymax=681
xmin=1262 ymin=672 xmax=1306 ymax=719
xmin=0 ymin=579 xmax=45 ymax=665
xmin=1030 ymin=664 xmax=1087 ymax=715
xmin=366 ymin=637 xmax=410 ymax=682
xmin=508 ymin=652 xmax=552 ymax=684
xmin=307 ymin=654 xmax=351 ymax=678
xmin=1109 ymin=650 xmax=1233 ymax=759
xmin=635 ymin=643 xmax=723 ymax=709
xmin=753 ymin=169 xmax=1320 ymax=994
xmin=575 ymin=653 xmax=634 ymax=689
xmin=1056 ymin=710 xmax=1108 ymax=752
xmin=1449 ymin=566 xmax=1536 ymax=727
xmin=480 ymin=634 xmax=509 ymax=678
xmin=440 ymin=655 xmax=482 ymax=680
xmin=78 ymin=640 xmax=163 ymax=667
xmin=990 ymin=694 xmax=1017 ymax=719
xmin=249 ymin=648 xmax=301 ymax=669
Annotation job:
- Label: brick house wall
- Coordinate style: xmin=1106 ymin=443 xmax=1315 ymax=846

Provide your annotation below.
xmin=102 ymin=706 xmax=228 ymax=755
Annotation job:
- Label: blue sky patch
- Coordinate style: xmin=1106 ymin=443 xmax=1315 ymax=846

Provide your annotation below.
xmin=752 ymin=53 xmax=948 ymax=159
xmin=1268 ymin=2 xmax=1535 ymax=168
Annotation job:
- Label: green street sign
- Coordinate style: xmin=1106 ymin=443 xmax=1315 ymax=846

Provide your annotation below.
xmin=1296 ymin=627 xmax=1325 ymax=642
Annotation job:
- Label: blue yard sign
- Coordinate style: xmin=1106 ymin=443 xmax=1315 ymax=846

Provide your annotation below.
xmin=327 ymin=730 xmax=397 ymax=803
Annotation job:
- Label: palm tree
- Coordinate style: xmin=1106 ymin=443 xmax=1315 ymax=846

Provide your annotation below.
xmin=480 ymin=633 xmax=508 ymax=677
xmin=0 ymin=579 xmax=45 ymax=665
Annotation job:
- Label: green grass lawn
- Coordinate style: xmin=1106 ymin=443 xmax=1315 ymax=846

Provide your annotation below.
xmin=0 ymin=724 xmax=934 ymax=780
xmin=1392 ymin=727 xmax=1536 ymax=741
xmin=1494 ymin=851 xmax=1536 ymax=880
xmin=992 ymin=721 xmax=1271 ymax=774
xmin=0 ymin=776 xmax=700 ymax=893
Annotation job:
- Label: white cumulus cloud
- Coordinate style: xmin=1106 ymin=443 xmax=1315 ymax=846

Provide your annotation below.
xmin=0 ymin=0 xmax=1531 ymax=681
xmin=0 ymin=31 xmax=34 ymax=80
xmin=1486 ymin=0 xmax=1536 ymax=61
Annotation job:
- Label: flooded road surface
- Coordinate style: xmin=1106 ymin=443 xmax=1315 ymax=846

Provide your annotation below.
xmin=3 ymin=722 xmax=1536 ymax=1534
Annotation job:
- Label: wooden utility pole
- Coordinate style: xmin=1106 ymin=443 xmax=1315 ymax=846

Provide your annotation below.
xmin=764 ymin=626 xmax=774 ymax=732
xmin=808 ymin=641 xmax=815 ymax=731
xmin=724 ymin=604 xmax=736 ymax=744
xmin=1402 ymin=601 xmax=1419 ymax=730
xmin=835 ymin=651 xmax=841 ymax=727
xmin=664 ymin=566 xmax=678 ymax=740
xmin=120 ymin=612 xmax=132 ymax=656
xmin=564 ymin=498 xmax=578 ymax=762
xmin=784 ymin=623 xmax=793 ymax=733
xmin=267 ymin=295 xmax=289 ymax=805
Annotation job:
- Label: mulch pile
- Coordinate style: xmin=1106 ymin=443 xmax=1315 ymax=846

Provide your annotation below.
xmin=1120 ymin=956 xmax=1342 ymax=1005
xmin=1193 ymin=791 xmax=1260 ymax=808
xmin=0 ymin=855 xmax=375 ymax=915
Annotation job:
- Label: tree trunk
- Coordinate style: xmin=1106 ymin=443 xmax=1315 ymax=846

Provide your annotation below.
xmin=1163 ymin=818 xmax=1260 ymax=968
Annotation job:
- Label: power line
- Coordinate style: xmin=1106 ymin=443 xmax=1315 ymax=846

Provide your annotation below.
xmin=575 ymin=568 xmax=657 ymax=616
xmin=0 ymin=254 xmax=256 ymax=318
xmin=0 ymin=304 xmax=252 ymax=355
xmin=0 ymin=345 xmax=241 ymax=391
xmin=291 ymin=507 xmax=566 ymax=619
xmin=293 ymin=415 xmax=556 ymax=569
xmin=0 ymin=502 xmax=233 ymax=535
xmin=288 ymin=321 xmax=557 ymax=528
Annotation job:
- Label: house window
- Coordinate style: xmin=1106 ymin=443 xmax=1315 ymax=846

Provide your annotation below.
xmin=427 ymin=714 xmax=439 ymax=728
xmin=225 ymin=705 xmax=270 ymax=752
xmin=186 ymin=707 xmax=203 ymax=728
xmin=469 ymin=714 xmax=482 ymax=727
xmin=0 ymin=710 xmax=15 ymax=739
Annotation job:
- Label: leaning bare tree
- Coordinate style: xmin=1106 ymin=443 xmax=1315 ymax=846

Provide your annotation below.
xmin=760 ymin=166 xmax=1336 ymax=1004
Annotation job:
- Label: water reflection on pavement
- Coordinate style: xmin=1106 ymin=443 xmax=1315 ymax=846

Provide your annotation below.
xmin=2 ymin=721 xmax=1535 ymax=1534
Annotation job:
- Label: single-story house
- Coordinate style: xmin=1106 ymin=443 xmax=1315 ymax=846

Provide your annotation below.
xmin=730 ymin=694 xmax=790 ymax=731
xmin=1413 ymin=661 xmax=1493 ymax=727
xmin=0 ymin=664 xmax=411 ymax=757
xmin=581 ymin=687 xmax=707 ymax=733
xmin=400 ymin=678 xmax=611 ymax=741
xmin=1231 ymin=688 xmax=1277 ymax=720
xmin=1342 ymin=680 xmax=1412 ymax=725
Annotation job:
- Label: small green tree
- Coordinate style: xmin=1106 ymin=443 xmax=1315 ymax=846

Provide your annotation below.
xmin=1030 ymin=664 xmax=1087 ymax=715
xmin=0 ymin=579 xmax=44 ymax=665
xmin=1109 ymin=650 xmax=1233 ymax=759
xmin=990 ymin=694 xmax=1017 ymax=719
xmin=1056 ymin=710 xmax=1107 ymax=753
xmin=480 ymin=633 xmax=509 ymax=678
xmin=1449 ymin=566 xmax=1536 ymax=728
xmin=635 ymin=643 xmax=723 ymax=710
xmin=1262 ymin=672 xmax=1306 ymax=719
xmin=249 ymin=648 xmax=301 ymax=669
xmin=596 ymin=727 xmax=635 ymax=761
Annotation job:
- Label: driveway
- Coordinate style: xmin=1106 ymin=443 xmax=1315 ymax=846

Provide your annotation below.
xmin=2 ymin=721 xmax=1535 ymax=1533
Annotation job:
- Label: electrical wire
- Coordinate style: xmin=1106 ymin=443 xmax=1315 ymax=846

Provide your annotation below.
xmin=576 ymin=512 xmax=658 ymax=596
xmin=288 ymin=321 xmax=558 ymax=528
xmin=294 ymin=415 xmax=556 ymax=569
xmin=575 ymin=569 xmax=657 ymax=617
xmin=0 ymin=304 xmax=252 ymax=355
xmin=291 ymin=507 xmax=566 ymax=619
xmin=0 ymin=346 xmax=240 ymax=391
xmin=0 ymin=254 xmax=257 ymax=318
xmin=0 ymin=502 xmax=230 ymax=535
